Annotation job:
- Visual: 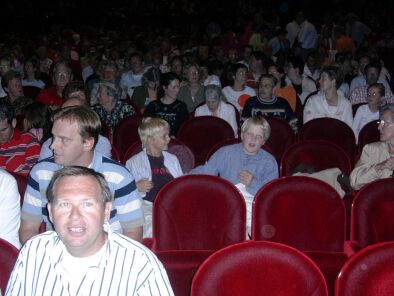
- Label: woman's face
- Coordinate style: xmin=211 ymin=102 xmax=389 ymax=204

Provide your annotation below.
xmin=186 ymin=66 xmax=199 ymax=83
xmin=268 ymin=66 xmax=282 ymax=83
xmin=234 ymin=68 xmax=247 ymax=85
xmin=171 ymin=60 xmax=183 ymax=76
xmin=102 ymin=66 xmax=117 ymax=81
xmin=97 ymin=86 xmax=114 ymax=107
xmin=164 ymin=79 xmax=180 ymax=99
xmin=379 ymin=111 xmax=394 ymax=143
xmin=147 ymin=80 xmax=159 ymax=91
xmin=206 ymin=97 xmax=220 ymax=113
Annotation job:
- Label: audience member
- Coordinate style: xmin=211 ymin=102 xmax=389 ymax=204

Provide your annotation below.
xmin=246 ymin=51 xmax=266 ymax=90
xmin=23 ymin=102 xmax=52 ymax=143
xmin=242 ymin=74 xmax=298 ymax=132
xmin=126 ymin=117 xmax=183 ymax=237
xmin=131 ymin=67 xmax=161 ymax=112
xmin=352 ymin=83 xmax=386 ymax=142
xmin=0 ymin=54 xmax=12 ymax=98
xmin=145 ymin=72 xmax=188 ymax=136
xmin=92 ymin=81 xmax=135 ymax=130
xmin=195 ymin=84 xmax=238 ymax=137
xmin=20 ymin=106 xmax=144 ymax=244
xmin=304 ymin=65 xmax=353 ymax=127
xmin=177 ymin=63 xmax=205 ymax=112
xmin=6 ymin=166 xmax=173 ymax=295
xmin=22 ymin=56 xmax=46 ymax=89
xmin=0 ymin=169 xmax=20 ymax=249
xmin=0 ymin=100 xmax=40 ymax=176
xmin=350 ymin=104 xmax=394 ymax=190
xmin=120 ymin=52 xmax=145 ymax=97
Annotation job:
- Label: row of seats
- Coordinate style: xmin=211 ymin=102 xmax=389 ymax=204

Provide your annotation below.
xmin=139 ymin=175 xmax=394 ymax=295
xmin=107 ymin=114 xmax=379 ymax=168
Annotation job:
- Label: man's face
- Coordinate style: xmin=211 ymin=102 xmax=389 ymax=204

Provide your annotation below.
xmin=258 ymin=77 xmax=274 ymax=100
xmin=249 ymin=55 xmax=261 ymax=72
xmin=53 ymin=65 xmax=72 ymax=88
xmin=48 ymin=175 xmax=112 ymax=257
xmin=50 ymin=119 xmax=91 ymax=166
xmin=0 ymin=60 xmax=11 ymax=76
xmin=148 ymin=127 xmax=170 ymax=154
xmin=241 ymin=124 xmax=265 ymax=155
xmin=6 ymin=77 xmax=23 ymax=98
xmin=130 ymin=56 xmax=143 ymax=74
xmin=366 ymin=67 xmax=379 ymax=85
xmin=0 ymin=118 xmax=14 ymax=144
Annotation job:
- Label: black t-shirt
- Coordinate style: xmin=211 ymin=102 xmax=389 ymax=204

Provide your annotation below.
xmin=144 ymin=99 xmax=189 ymax=136
xmin=145 ymin=154 xmax=174 ymax=203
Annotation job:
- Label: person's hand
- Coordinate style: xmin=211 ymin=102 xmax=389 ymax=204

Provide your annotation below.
xmin=239 ymin=170 xmax=254 ymax=186
xmin=136 ymin=178 xmax=154 ymax=192
xmin=376 ymin=157 xmax=394 ymax=172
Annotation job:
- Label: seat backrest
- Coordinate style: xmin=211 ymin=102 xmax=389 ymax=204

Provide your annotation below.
xmin=280 ymin=140 xmax=352 ymax=177
xmin=298 ymin=118 xmax=356 ymax=163
xmin=177 ymin=116 xmax=235 ymax=166
xmin=335 ymin=241 xmax=394 ymax=296
xmin=191 ymin=241 xmax=328 ymax=296
xmin=357 ymin=120 xmax=380 ymax=155
xmin=265 ymin=117 xmax=296 ymax=163
xmin=0 ymin=238 xmax=19 ymax=293
xmin=252 ymin=176 xmax=346 ymax=252
xmin=8 ymin=171 xmax=27 ymax=206
xmin=112 ymin=115 xmax=142 ymax=158
xmin=152 ymin=175 xmax=246 ymax=251
xmin=351 ymin=178 xmax=394 ymax=248
xmin=122 ymin=138 xmax=195 ymax=173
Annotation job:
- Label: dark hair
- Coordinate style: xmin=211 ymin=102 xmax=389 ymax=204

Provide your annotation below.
xmin=364 ymin=62 xmax=382 ymax=75
xmin=23 ymin=102 xmax=52 ymax=142
xmin=252 ymin=51 xmax=266 ymax=62
xmin=47 ymin=166 xmax=112 ymax=204
xmin=267 ymin=63 xmax=286 ymax=87
xmin=129 ymin=52 xmax=143 ymax=62
xmin=287 ymin=56 xmax=305 ymax=74
xmin=1 ymin=70 xmax=21 ymax=90
xmin=161 ymin=72 xmax=180 ymax=88
xmin=259 ymin=74 xmax=278 ymax=86
xmin=0 ymin=99 xmax=14 ymax=124
xmin=368 ymin=82 xmax=385 ymax=97
xmin=62 ymin=80 xmax=88 ymax=101
xmin=320 ymin=65 xmax=344 ymax=88
xmin=142 ymin=67 xmax=161 ymax=86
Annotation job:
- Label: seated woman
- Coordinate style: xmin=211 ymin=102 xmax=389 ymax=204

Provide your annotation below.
xmin=92 ymin=81 xmax=135 ymax=130
xmin=145 ymin=72 xmax=188 ymax=136
xmin=131 ymin=67 xmax=161 ymax=113
xmin=351 ymin=103 xmax=394 ymax=190
xmin=222 ymin=63 xmax=256 ymax=112
xmin=195 ymin=84 xmax=239 ymax=137
xmin=303 ymin=65 xmax=353 ymax=127
xmin=177 ymin=63 xmax=205 ymax=112
xmin=125 ymin=117 xmax=183 ymax=237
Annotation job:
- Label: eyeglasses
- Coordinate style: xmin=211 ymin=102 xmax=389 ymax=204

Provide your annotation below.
xmin=378 ymin=119 xmax=394 ymax=127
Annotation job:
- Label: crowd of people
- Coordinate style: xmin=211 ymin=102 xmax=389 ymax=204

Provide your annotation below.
xmin=1 ymin=4 xmax=394 ymax=294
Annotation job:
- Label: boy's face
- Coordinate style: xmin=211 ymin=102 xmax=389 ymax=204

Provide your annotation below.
xmin=367 ymin=86 xmax=384 ymax=108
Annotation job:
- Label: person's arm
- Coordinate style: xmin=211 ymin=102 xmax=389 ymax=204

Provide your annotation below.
xmin=123 ymin=226 xmax=143 ymax=242
xmin=39 ymin=138 xmax=53 ymax=160
xmin=20 ymin=136 xmax=41 ymax=175
xmin=245 ymin=153 xmax=278 ymax=195
xmin=303 ymin=96 xmax=315 ymax=124
xmin=19 ymin=219 xmax=41 ymax=245
xmin=191 ymin=146 xmax=224 ymax=175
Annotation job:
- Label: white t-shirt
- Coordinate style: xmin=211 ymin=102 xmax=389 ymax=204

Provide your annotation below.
xmin=352 ymin=104 xmax=379 ymax=143
xmin=22 ymin=79 xmax=45 ymax=89
xmin=222 ymin=85 xmax=256 ymax=111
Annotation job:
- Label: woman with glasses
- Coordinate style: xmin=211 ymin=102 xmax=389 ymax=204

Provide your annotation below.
xmin=350 ymin=103 xmax=394 ymax=190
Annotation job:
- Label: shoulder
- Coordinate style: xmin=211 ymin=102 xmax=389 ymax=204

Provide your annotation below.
xmin=162 ymin=150 xmax=179 ymax=161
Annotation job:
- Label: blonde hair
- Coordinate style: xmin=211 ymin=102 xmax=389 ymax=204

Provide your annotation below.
xmin=138 ymin=117 xmax=170 ymax=148
xmin=241 ymin=116 xmax=271 ymax=142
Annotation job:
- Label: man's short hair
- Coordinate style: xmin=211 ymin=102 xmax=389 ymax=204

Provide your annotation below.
xmin=287 ymin=56 xmax=305 ymax=74
xmin=52 ymin=106 xmax=101 ymax=146
xmin=52 ymin=60 xmax=73 ymax=77
xmin=364 ymin=62 xmax=382 ymax=75
xmin=138 ymin=117 xmax=169 ymax=149
xmin=47 ymin=166 xmax=112 ymax=204
xmin=0 ymin=99 xmax=15 ymax=123
xmin=62 ymin=80 xmax=89 ymax=101
xmin=259 ymin=74 xmax=277 ymax=87
xmin=241 ymin=116 xmax=271 ymax=142
xmin=1 ymin=70 xmax=21 ymax=90
xmin=320 ymin=65 xmax=344 ymax=89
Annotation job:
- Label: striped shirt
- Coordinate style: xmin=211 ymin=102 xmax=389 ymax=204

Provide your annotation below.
xmin=0 ymin=129 xmax=41 ymax=176
xmin=5 ymin=230 xmax=174 ymax=296
xmin=21 ymin=152 xmax=144 ymax=233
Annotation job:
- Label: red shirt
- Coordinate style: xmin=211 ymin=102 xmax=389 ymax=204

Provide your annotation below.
xmin=0 ymin=129 xmax=41 ymax=176
xmin=36 ymin=86 xmax=63 ymax=107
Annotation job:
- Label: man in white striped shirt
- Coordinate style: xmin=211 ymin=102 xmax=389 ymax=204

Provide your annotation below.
xmin=6 ymin=166 xmax=173 ymax=296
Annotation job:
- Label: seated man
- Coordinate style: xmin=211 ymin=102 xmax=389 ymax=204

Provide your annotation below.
xmin=191 ymin=116 xmax=278 ymax=233
xmin=0 ymin=100 xmax=41 ymax=176
xmin=6 ymin=166 xmax=173 ymax=295
xmin=241 ymin=74 xmax=298 ymax=132
xmin=0 ymin=169 xmax=20 ymax=249
xmin=20 ymin=106 xmax=144 ymax=244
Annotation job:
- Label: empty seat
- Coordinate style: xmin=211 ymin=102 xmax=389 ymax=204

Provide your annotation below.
xmin=0 ymin=238 xmax=19 ymax=293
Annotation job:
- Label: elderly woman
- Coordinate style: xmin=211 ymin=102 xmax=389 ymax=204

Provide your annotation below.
xmin=90 ymin=59 xmax=127 ymax=105
xmin=350 ymin=104 xmax=394 ymax=190
xmin=131 ymin=67 xmax=161 ymax=112
xmin=177 ymin=63 xmax=205 ymax=112
xmin=92 ymin=81 xmax=135 ymax=130
xmin=195 ymin=84 xmax=239 ymax=137
xmin=126 ymin=117 xmax=183 ymax=237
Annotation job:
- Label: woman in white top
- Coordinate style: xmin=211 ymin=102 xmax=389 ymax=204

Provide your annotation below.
xmin=125 ymin=117 xmax=183 ymax=237
xmin=195 ymin=84 xmax=239 ymax=137
xmin=222 ymin=63 xmax=256 ymax=111
xmin=303 ymin=65 xmax=353 ymax=127
xmin=352 ymin=83 xmax=386 ymax=142
xmin=22 ymin=57 xmax=45 ymax=88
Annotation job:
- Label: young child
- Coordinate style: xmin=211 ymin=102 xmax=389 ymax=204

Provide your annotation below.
xmin=352 ymin=82 xmax=386 ymax=142
xmin=23 ymin=102 xmax=51 ymax=143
